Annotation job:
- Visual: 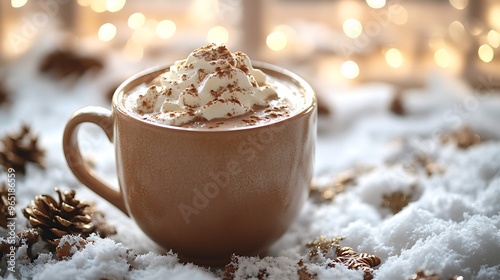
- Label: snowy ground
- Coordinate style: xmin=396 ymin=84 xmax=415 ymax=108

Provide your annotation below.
xmin=1 ymin=34 xmax=500 ymax=279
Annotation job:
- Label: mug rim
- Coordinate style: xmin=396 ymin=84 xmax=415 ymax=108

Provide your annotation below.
xmin=112 ymin=61 xmax=317 ymax=132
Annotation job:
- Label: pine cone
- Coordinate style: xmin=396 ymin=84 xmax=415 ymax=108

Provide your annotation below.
xmin=22 ymin=188 xmax=111 ymax=248
xmin=0 ymin=228 xmax=40 ymax=261
xmin=39 ymin=50 xmax=103 ymax=80
xmin=328 ymin=246 xmax=381 ymax=280
xmin=0 ymin=124 xmax=45 ymax=175
xmin=0 ymin=182 xmax=16 ymax=228
xmin=0 ymin=81 xmax=9 ymax=106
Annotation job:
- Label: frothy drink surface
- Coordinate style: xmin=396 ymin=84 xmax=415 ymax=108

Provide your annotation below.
xmin=122 ymin=44 xmax=306 ymax=129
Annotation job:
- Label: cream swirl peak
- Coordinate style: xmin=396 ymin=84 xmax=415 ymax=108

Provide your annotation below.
xmin=129 ymin=44 xmax=280 ymax=126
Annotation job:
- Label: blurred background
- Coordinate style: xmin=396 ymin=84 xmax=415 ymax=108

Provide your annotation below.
xmin=1 ymin=0 xmax=499 ymax=93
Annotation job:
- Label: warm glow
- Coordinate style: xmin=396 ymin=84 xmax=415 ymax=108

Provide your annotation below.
xmin=449 ymin=21 xmax=465 ymax=42
xmin=390 ymin=4 xmax=408 ymax=25
xmin=449 ymin=0 xmax=468 ymax=10
xmin=106 ymin=0 xmax=126 ymax=12
xmin=385 ymin=48 xmax=403 ymax=68
xmin=207 ymin=26 xmax=229 ymax=44
xmin=266 ymin=32 xmax=288 ymax=51
xmin=470 ymin=26 xmax=483 ymax=36
xmin=487 ymin=30 xmax=500 ymax=48
xmin=98 ymin=23 xmax=117 ymax=42
xmin=11 ymin=0 xmax=28 ymax=8
xmin=478 ymin=44 xmax=494 ymax=63
xmin=366 ymin=0 xmax=386 ymax=9
xmin=90 ymin=0 xmax=107 ymax=13
xmin=123 ymin=40 xmax=143 ymax=63
xmin=489 ymin=6 xmax=500 ymax=31
xmin=77 ymin=0 xmax=92 ymax=6
xmin=341 ymin=61 xmax=360 ymax=79
xmin=128 ymin=13 xmax=146 ymax=30
xmin=188 ymin=0 xmax=218 ymax=25
xmin=343 ymin=18 xmax=363 ymax=39
xmin=338 ymin=1 xmax=363 ymax=21
xmin=435 ymin=48 xmax=450 ymax=68
xmin=156 ymin=20 xmax=176 ymax=39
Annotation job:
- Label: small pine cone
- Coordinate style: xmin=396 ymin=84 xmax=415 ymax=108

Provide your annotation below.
xmin=1 ymin=228 xmax=40 ymax=261
xmin=0 ymin=81 xmax=9 ymax=106
xmin=23 ymin=188 xmax=99 ymax=249
xmin=0 ymin=238 xmax=10 ymax=256
xmin=223 ymin=254 xmax=239 ymax=280
xmin=55 ymin=235 xmax=89 ymax=260
xmin=0 ymin=124 xmax=45 ymax=175
xmin=0 ymin=182 xmax=14 ymax=229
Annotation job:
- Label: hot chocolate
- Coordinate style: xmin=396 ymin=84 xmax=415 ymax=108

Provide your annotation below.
xmin=122 ymin=44 xmax=306 ymax=129
xmin=63 ymin=44 xmax=316 ymax=265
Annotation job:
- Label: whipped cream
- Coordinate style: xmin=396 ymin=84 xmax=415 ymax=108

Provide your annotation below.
xmin=127 ymin=44 xmax=280 ymax=126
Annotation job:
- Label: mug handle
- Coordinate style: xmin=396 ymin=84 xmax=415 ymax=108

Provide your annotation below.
xmin=62 ymin=106 xmax=128 ymax=216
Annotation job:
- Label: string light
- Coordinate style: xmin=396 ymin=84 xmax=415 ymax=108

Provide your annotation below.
xmin=77 ymin=0 xmax=92 ymax=6
xmin=487 ymin=30 xmax=500 ymax=48
xmin=207 ymin=26 xmax=229 ymax=44
xmin=435 ymin=48 xmax=450 ymax=68
xmin=488 ymin=6 xmax=500 ymax=31
xmin=98 ymin=23 xmax=117 ymax=42
xmin=385 ymin=48 xmax=403 ymax=68
xmin=90 ymin=0 xmax=107 ymax=13
xmin=478 ymin=44 xmax=494 ymax=63
xmin=156 ymin=20 xmax=176 ymax=39
xmin=128 ymin=13 xmax=146 ymax=30
xmin=106 ymin=0 xmax=126 ymax=12
xmin=448 ymin=21 xmax=465 ymax=42
xmin=366 ymin=0 xmax=386 ymax=9
xmin=266 ymin=31 xmax=287 ymax=51
xmin=11 ymin=0 xmax=28 ymax=8
xmin=341 ymin=61 xmax=360 ymax=79
xmin=449 ymin=0 xmax=468 ymax=10
xmin=343 ymin=18 xmax=363 ymax=39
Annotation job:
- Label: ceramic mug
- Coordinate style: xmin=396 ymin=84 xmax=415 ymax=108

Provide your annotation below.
xmin=62 ymin=62 xmax=316 ymax=265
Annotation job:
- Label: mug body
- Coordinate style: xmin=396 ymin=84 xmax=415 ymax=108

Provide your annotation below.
xmin=112 ymin=64 xmax=316 ymax=264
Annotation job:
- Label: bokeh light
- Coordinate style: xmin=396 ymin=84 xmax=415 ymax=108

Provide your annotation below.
xmin=11 ymin=0 xmax=28 ymax=8
xmin=435 ymin=48 xmax=450 ymax=68
xmin=488 ymin=6 xmax=500 ymax=31
xmin=77 ymin=0 xmax=92 ymax=6
xmin=207 ymin=26 xmax=229 ymax=44
xmin=156 ymin=20 xmax=176 ymax=39
xmin=341 ymin=61 xmax=360 ymax=79
xmin=128 ymin=13 xmax=146 ymax=30
xmin=449 ymin=0 xmax=468 ymax=10
xmin=343 ymin=18 xmax=363 ymax=39
xmin=478 ymin=44 xmax=494 ymax=63
xmin=106 ymin=0 xmax=126 ymax=12
xmin=266 ymin=31 xmax=288 ymax=51
xmin=385 ymin=48 xmax=404 ymax=68
xmin=366 ymin=0 xmax=386 ymax=9
xmin=90 ymin=0 xmax=107 ymax=13
xmin=390 ymin=4 xmax=408 ymax=25
xmin=487 ymin=30 xmax=500 ymax=48
xmin=448 ymin=21 xmax=465 ymax=42
xmin=98 ymin=23 xmax=117 ymax=42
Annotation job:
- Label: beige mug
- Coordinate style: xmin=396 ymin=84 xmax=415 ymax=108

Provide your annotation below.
xmin=62 ymin=62 xmax=317 ymax=265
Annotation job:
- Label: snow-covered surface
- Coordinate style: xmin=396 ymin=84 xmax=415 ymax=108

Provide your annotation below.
xmin=1 ymin=34 xmax=500 ymax=279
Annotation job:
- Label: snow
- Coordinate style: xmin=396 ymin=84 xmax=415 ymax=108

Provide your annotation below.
xmin=1 ymin=33 xmax=500 ymax=279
